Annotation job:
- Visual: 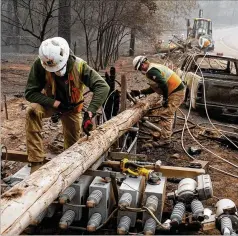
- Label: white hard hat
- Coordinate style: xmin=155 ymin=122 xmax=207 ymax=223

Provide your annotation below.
xmin=133 ymin=55 xmax=147 ymax=70
xmin=39 ymin=37 xmax=70 ymax=72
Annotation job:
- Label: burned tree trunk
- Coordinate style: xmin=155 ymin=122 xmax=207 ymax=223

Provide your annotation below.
xmin=129 ymin=28 xmax=135 ymax=57
xmin=13 ymin=0 xmax=20 ymax=52
xmin=58 ymin=0 xmax=71 ymax=45
xmin=1 ymin=94 xmax=160 ymax=235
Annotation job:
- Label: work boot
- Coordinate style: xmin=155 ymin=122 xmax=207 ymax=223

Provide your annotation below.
xmin=30 ymin=162 xmax=44 ymax=174
xmin=152 ymin=139 xmax=171 ymax=147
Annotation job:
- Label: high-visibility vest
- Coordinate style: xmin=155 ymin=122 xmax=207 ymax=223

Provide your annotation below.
xmin=203 ymin=39 xmax=211 ymax=48
xmin=45 ymin=57 xmax=86 ymax=112
xmin=146 ymin=63 xmax=182 ymax=95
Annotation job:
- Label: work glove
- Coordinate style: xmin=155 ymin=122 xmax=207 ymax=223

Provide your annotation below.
xmin=162 ymin=99 xmax=168 ymax=108
xmin=83 ymin=111 xmax=94 ymax=136
xmin=130 ymin=90 xmax=141 ymax=97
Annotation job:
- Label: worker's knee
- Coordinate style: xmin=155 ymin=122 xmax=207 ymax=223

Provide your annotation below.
xmin=26 ymin=103 xmax=45 ymax=119
xmin=26 ymin=104 xmax=45 ymax=133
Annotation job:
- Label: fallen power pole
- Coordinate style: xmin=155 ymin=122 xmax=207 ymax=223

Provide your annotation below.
xmin=1 ymin=94 xmax=160 ymax=235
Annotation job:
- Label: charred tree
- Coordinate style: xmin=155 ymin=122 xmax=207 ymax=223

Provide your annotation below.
xmin=129 ymin=28 xmax=135 ymax=56
xmin=58 ymin=0 xmax=71 ymax=45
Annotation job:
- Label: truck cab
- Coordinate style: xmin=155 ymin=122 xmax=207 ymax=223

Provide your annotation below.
xmin=177 ymin=54 xmax=238 ymax=118
xmin=191 ymin=18 xmax=213 ymax=39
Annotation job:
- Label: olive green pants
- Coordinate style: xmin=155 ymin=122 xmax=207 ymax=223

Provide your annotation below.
xmin=25 ymin=103 xmax=82 ymax=162
xmin=148 ymin=89 xmax=185 ymax=140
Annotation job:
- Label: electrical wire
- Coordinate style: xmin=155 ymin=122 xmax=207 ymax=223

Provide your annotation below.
xmin=180 ymin=107 xmax=238 ymax=169
xmin=52 ymin=201 xmax=87 ymax=207
xmin=96 ymin=208 xmax=118 ymax=230
xmin=101 ymin=107 xmax=108 ymax=123
xmin=198 ymin=61 xmax=238 ymax=150
xmin=209 ymin=166 xmax=238 ymax=179
xmin=142 ymin=206 xmax=168 ymax=230
xmin=182 ymin=119 xmax=238 ymax=179
xmin=123 ymin=206 xmax=145 ymax=213
xmin=123 ymin=206 xmax=168 ymax=230
xmin=120 ymin=181 xmax=144 ymax=194
xmin=178 ymin=51 xmax=238 ymax=181
xmin=180 ymin=52 xmax=238 ymax=169
xmin=181 ymin=52 xmax=206 ymax=161
xmin=102 ymin=89 xmax=117 ymax=123
xmin=65 ymin=203 xmax=87 ymax=208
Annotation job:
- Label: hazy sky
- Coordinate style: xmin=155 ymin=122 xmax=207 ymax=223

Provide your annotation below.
xmin=197 ymin=1 xmax=238 ymax=27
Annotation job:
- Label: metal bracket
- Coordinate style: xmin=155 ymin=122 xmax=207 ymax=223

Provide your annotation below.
xmin=190 ymin=160 xmax=209 ymax=173
xmin=84 ymin=168 xmax=124 ymax=205
xmin=84 ymin=169 xmax=125 ymax=180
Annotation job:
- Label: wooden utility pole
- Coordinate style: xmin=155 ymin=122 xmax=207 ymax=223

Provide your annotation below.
xmin=1 ymin=94 xmax=160 ymax=235
xmin=120 ymin=74 xmax=127 ymax=112
xmin=4 ymin=95 xmax=8 ymax=120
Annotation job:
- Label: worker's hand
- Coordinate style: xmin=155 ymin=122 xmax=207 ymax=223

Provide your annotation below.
xmin=162 ymin=99 xmax=168 ymax=108
xmin=58 ymin=102 xmax=74 ymax=112
xmin=130 ymin=90 xmax=141 ymax=97
xmin=83 ymin=111 xmax=94 ymax=136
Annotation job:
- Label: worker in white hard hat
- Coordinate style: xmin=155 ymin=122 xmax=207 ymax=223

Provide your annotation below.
xmin=25 ymin=37 xmax=109 ymax=173
xmin=131 ymin=56 xmax=185 ymax=147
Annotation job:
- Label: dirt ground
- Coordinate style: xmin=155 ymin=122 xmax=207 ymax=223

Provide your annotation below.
xmin=1 ymin=53 xmax=238 ymax=235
